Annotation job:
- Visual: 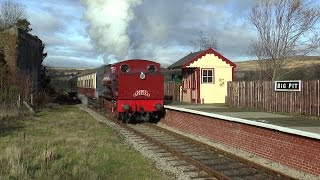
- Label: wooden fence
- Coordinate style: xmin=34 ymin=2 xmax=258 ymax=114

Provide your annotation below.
xmin=164 ymin=82 xmax=181 ymax=101
xmin=226 ymin=80 xmax=320 ymax=116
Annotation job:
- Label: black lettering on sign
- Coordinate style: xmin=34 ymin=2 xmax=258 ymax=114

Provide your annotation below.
xmin=274 ymin=80 xmax=301 ymax=91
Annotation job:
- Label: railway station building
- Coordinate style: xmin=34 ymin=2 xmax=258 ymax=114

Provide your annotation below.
xmin=168 ymin=48 xmax=236 ymax=104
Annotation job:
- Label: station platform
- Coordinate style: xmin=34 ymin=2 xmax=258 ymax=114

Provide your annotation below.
xmin=164 ymin=103 xmax=320 ymax=138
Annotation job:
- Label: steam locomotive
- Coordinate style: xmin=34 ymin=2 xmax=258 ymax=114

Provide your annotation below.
xmin=76 ymin=59 xmax=164 ymax=123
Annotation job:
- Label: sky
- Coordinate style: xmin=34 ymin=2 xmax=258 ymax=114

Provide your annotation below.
xmin=20 ymin=0 xmax=281 ymax=68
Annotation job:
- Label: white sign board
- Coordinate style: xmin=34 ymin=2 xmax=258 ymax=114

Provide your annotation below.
xmin=274 ymin=80 xmax=301 ymax=92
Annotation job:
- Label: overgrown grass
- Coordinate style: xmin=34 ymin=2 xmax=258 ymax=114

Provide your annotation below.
xmin=0 ymin=105 xmax=172 ymax=180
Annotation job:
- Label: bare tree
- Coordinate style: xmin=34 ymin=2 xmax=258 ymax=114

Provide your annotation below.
xmin=191 ymin=31 xmax=218 ymax=52
xmin=249 ymin=0 xmax=320 ymax=80
xmin=0 ymin=0 xmax=25 ymax=31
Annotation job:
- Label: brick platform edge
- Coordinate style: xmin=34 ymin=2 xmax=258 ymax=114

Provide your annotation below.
xmin=161 ymin=109 xmax=320 ymax=176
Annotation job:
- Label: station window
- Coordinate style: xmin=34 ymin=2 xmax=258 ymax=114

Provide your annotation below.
xmin=202 ymin=69 xmax=214 ymax=84
xmin=147 ymin=65 xmax=157 ymax=72
xmin=120 ymin=64 xmax=130 ymax=73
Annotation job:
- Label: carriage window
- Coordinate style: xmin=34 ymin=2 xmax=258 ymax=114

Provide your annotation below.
xmin=148 ymin=65 xmax=157 ymax=72
xmin=120 ymin=64 xmax=130 ymax=73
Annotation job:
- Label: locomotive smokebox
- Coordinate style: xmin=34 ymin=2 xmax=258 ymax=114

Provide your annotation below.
xmin=101 ymin=59 xmax=164 ymax=123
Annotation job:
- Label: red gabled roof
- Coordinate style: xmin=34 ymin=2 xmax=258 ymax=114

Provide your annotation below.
xmin=168 ymin=48 xmax=236 ymax=69
xmin=183 ymin=48 xmax=236 ymax=68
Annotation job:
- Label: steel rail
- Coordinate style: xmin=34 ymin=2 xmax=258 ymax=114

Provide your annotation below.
xmin=149 ymin=123 xmax=295 ymax=180
xmin=121 ymin=123 xmax=231 ymax=180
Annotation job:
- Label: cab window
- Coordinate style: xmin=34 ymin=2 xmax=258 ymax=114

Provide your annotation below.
xmin=148 ymin=65 xmax=157 ymax=72
xmin=120 ymin=64 xmax=130 ymax=73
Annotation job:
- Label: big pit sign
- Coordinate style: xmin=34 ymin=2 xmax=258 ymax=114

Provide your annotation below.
xmin=274 ymin=80 xmax=301 ymax=92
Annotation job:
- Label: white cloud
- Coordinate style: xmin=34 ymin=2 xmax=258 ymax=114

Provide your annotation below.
xmin=43 ymin=55 xmax=103 ymax=68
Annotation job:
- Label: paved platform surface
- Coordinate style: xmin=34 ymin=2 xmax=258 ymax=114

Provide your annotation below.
xmin=167 ymin=104 xmax=320 ymax=135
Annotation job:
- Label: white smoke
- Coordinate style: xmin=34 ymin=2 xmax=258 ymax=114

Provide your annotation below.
xmin=82 ymin=0 xmax=142 ymax=63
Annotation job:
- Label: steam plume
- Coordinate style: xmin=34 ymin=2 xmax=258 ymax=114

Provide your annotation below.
xmin=82 ymin=0 xmax=142 ymax=63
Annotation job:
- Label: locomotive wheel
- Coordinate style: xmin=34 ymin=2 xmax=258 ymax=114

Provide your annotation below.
xmin=141 ymin=113 xmax=150 ymax=122
xmin=120 ymin=112 xmax=130 ymax=124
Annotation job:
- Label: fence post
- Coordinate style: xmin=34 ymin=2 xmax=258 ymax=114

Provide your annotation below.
xmin=17 ymin=94 xmax=21 ymax=108
xmin=317 ymin=80 xmax=320 ymax=116
xmin=17 ymin=94 xmax=21 ymax=115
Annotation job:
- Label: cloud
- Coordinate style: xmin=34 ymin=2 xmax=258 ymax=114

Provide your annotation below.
xmin=24 ymin=0 xmax=100 ymax=68
xmin=24 ymin=0 xmax=260 ymax=68
xmin=27 ymin=10 xmax=66 ymax=36
xmin=43 ymin=55 xmax=102 ymax=68
xmin=128 ymin=0 xmax=255 ymax=62
xmin=82 ymin=0 xmax=256 ymax=66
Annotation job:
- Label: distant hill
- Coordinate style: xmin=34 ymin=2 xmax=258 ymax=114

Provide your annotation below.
xmin=45 ymin=67 xmax=91 ymax=93
xmin=46 ymin=67 xmax=90 ymax=78
xmin=235 ymin=56 xmax=320 ymax=71
xmin=234 ymin=56 xmax=320 ymax=80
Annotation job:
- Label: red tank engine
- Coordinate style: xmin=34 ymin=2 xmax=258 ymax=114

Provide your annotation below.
xmin=101 ymin=59 xmax=164 ymax=123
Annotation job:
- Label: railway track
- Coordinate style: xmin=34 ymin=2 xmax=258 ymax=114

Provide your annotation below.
xmin=124 ymin=123 xmax=294 ymax=180
xmin=84 ymin=105 xmax=295 ymax=179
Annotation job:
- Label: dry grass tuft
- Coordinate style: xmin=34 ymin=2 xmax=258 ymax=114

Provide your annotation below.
xmin=5 ymin=146 xmax=27 ymax=177
xmin=0 ymin=104 xmax=20 ymax=118
xmin=40 ymin=147 xmax=58 ymax=164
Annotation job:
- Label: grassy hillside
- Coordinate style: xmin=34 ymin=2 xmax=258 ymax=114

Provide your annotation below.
xmin=235 ymin=56 xmax=320 ymax=71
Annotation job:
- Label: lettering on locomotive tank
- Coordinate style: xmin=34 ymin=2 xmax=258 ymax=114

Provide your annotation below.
xmin=274 ymin=80 xmax=301 ymax=91
xmin=133 ymin=90 xmax=151 ymax=97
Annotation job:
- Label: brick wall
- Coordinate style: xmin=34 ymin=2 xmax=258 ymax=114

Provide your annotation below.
xmin=161 ymin=109 xmax=320 ymax=176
